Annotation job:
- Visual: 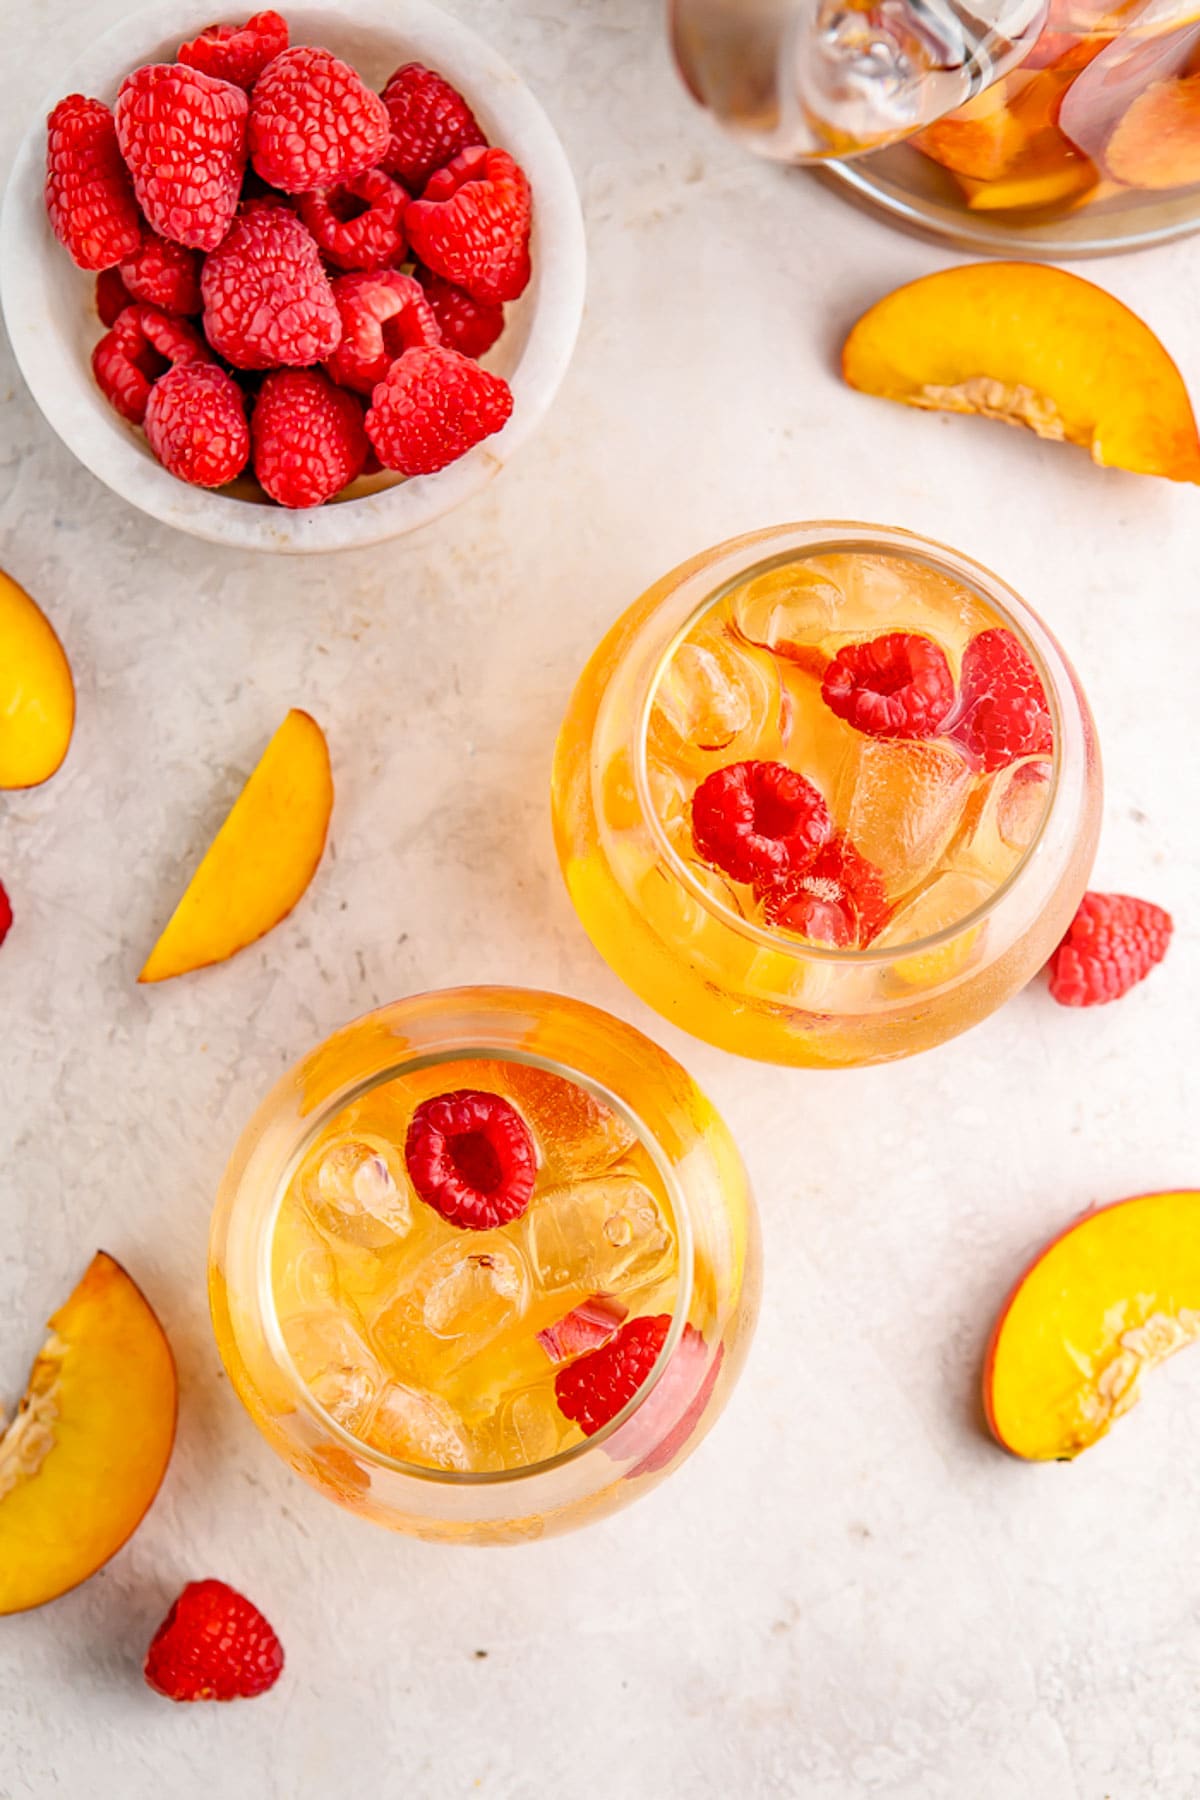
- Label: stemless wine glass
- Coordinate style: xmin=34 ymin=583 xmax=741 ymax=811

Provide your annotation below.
xmin=209 ymin=987 xmax=760 ymax=1544
xmin=551 ymin=522 xmax=1102 ymax=1068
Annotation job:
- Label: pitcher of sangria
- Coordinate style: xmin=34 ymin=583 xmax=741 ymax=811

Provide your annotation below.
xmin=671 ymin=0 xmax=1200 ymax=250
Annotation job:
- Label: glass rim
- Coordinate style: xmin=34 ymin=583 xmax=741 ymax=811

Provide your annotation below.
xmin=631 ymin=521 xmax=1067 ymax=966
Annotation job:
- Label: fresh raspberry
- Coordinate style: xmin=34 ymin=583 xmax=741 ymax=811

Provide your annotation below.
xmin=0 ymin=882 xmax=11 ymax=950
xmin=296 ymin=169 xmax=408 ymax=271
xmin=537 ymin=1296 xmax=629 ymax=1365
xmin=365 ymin=344 xmax=512 ymax=476
xmin=415 ymin=267 xmax=504 ymax=359
xmin=115 ymin=64 xmax=247 ymax=252
xmin=119 ymin=231 xmax=203 ymax=314
xmin=44 ymin=95 xmax=142 ymax=271
xmin=406 ymin=146 xmax=532 ymax=305
xmin=555 ymin=1314 xmax=671 ymax=1436
xmin=248 ymin=46 xmax=389 ymax=192
xmin=144 ymin=1579 xmax=283 ymax=1702
xmin=252 ymin=369 xmax=368 ymax=507
xmin=145 ymin=363 xmax=250 ymax=487
xmin=953 ymin=626 xmax=1054 ymax=772
xmin=95 ymin=266 xmax=134 ymax=326
xmin=201 ymin=203 xmax=341 ymax=369
xmin=178 ymin=10 xmax=289 ymax=89
xmin=822 ymin=632 xmax=956 ymax=740
xmin=92 ymin=304 xmax=211 ymax=424
xmin=404 ymin=1089 xmax=536 ymax=1231
xmin=379 ymin=63 xmax=486 ymax=191
xmin=325 ymin=270 xmax=440 ymax=394
xmin=691 ymin=759 xmax=832 ymax=888
xmin=1047 ymin=892 xmax=1173 ymax=1007
xmin=761 ymin=833 xmax=891 ymax=948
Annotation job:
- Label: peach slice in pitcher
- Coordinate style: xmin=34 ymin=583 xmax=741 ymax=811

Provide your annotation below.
xmin=139 ymin=708 xmax=333 ymax=983
xmin=842 ymin=263 xmax=1200 ymax=483
xmin=0 ymin=567 xmax=75 ymax=789
xmin=0 ymin=1253 xmax=177 ymax=1613
xmin=985 ymin=1191 xmax=1200 ymax=1461
xmin=1060 ymin=17 xmax=1200 ymax=170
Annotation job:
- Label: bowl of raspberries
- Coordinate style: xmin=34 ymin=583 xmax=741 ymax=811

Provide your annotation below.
xmin=0 ymin=0 xmax=585 ymax=550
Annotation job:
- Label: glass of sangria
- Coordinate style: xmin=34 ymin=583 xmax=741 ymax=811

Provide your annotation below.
xmin=209 ymin=986 xmax=759 ymax=1543
xmin=552 ymin=523 xmax=1101 ymax=1068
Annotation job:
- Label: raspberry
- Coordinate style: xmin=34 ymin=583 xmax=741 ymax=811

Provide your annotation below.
xmin=1047 ymin=891 xmax=1173 ymax=1007
xmin=761 ymin=833 xmax=891 ymax=948
xmin=44 ymin=95 xmax=142 ymax=271
xmin=415 ymin=267 xmax=504 ymax=359
xmin=145 ymin=363 xmax=250 ymax=487
xmin=92 ymin=305 xmax=211 ymax=424
xmin=144 ymin=1579 xmax=283 ymax=1702
xmin=296 ymin=169 xmax=408 ymax=271
xmin=953 ymin=626 xmax=1054 ymax=772
xmin=119 ymin=231 xmax=203 ymax=314
xmin=0 ymin=882 xmax=11 ymax=950
xmin=691 ymin=759 xmax=832 ymax=888
xmin=365 ymin=344 xmax=512 ymax=476
xmin=201 ymin=203 xmax=341 ymax=369
xmin=252 ymin=369 xmax=368 ymax=507
xmin=325 ymin=270 xmax=440 ymax=394
xmin=404 ymin=1089 xmax=536 ymax=1231
xmin=380 ymin=62 xmax=486 ymax=191
xmin=822 ymin=632 xmax=956 ymax=740
xmin=554 ymin=1314 xmax=671 ymax=1437
xmin=95 ymin=266 xmax=133 ymax=326
xmin=248 ymin=46 xmax=389 ymax=192
xmin=178 ymin=10 xmax=289 ymax=89
xmin=115 ymin=64 xmax=247 ymax=252
xmin=406 ymin=146 xmax=532 ymax=305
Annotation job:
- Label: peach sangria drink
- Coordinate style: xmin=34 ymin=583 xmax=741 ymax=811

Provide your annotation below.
xmin=553 ymin=524 xmax=1101 ymax=1067
xmin=209 ymin=988 xmax=759 ymax=1543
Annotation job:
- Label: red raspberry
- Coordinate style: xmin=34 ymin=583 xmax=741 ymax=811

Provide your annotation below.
xmin=119 ymin=231 xmax=203 ymax=314
xmin=404 ymin=1089 xmax=536 ymax=1231
xmin=252 ymin=369 xmax=368 ymax=507
xmin=325 ymin=270 xmax=440 ymax=394
xmin=201 ymin=203 xmax=341 ymax=369
xmin=296 ymin=169 xmax=408 ymax=271
xmin=822 ymin=632 xmax=956 ymax=740
xmin=415 ymin=267 xmax=504 ymax=359
xmin=248 ymin=46 xmax=389 ymax=192
xmin=365 ymin=344 xmax=512 ymax=476
xmin=953 ymin=626 xmax=1053 ymax=772
xmin=761 ymin=833 xmax=891 ymax=948
xmin=0 ymin=882 xmax=11 ymax=950
xmin=691 ymin=759 xmax=832 ymax=888
xmin=144 ymin=1579 xmax=283 ymax=1702
xmin=380 ymin=62 xmax=486 ymax=191
xmin=44 ymin=95 xmax=142 ymax=271
xmin=92 ymin=304 xmax=211 ymax=424
xmin=145 ymin=363 xmax=250 ymax=488
xmin=1047 ymin=892 xmax=1173 ymax=1007
xmin=95 ymin=266 xmax=134 ymax=326
xmin=406 ymin=146 xmax=532 ymax=305
xmin=114 ymin=64 xmax=247 ymax=253
xmin=555 ymin=1314 xmax=671 ymax=1436
xmin=178 ymin=10 xmax=289 ymax=89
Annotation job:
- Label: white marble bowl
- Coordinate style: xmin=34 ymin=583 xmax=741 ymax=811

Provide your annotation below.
xmin=0 ymin=0 xmax=586 ymax=552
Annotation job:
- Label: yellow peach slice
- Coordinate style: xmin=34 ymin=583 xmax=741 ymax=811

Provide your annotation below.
xmin=913 ymin=85 xmax=1027 ymax=181
xmin=985 ymin=1190 xmax=1200 ymax=1461
xmin=1105 ymin=74 xmax=1200 ymax=186
xmin=139 ymin=708 xmax=333 ymax=983
xmin=0 ymin=568 xmax=75 ymax=789
xmin=0 ymin=1252 xmax=177 ymax=1614
xmin=955 ymin=144 xmax=1100 ymax=211
xmin=842 ymin=263 xmax=1200 ymax=483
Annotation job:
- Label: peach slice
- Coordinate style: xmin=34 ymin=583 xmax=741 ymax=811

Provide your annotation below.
xmin=953 ymin=148 xmax=1100 ymax=211
xmin=842 ymin=263 xmax=1200 ymax=483
xmin=139 ymin=708 xmax=333 ymax=983
xmin=1104 ymin=74 xmax=1200 ymax=186
xmin=0 ymin=1252 xmax=177 ymax=1614
xmin=0 ymin=568 xmax=75 ymax=789
xmin=913 ymin=85 xmax=1027 ymax=181
xmin=985 ymin=1191 xmax=1200 ymax=1461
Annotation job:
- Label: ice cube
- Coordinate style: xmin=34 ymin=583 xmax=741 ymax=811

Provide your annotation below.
xmin=537 ymin=1294 xmax=629 ymax=1364
xmin=811 ymin=552 xmax=982 ymax=651
xmin=729 ymin=561 xmax=845 ymax=652
xmin=301 ymin=1132 xmax=412 ymax=1249
xmin=649 ymin=622 xmax=781 ymax=772
xmin=523 ymin=1174 xmax=674 ymax=1298
xmin=363 ymin=1380 xmax=474 ymax=1472
xmin=836 ymin=738 xmax=972 ymax=897
xmin=372 ymin=1234 xmax=530 ymax=1381
xmin=488 ymin=1387 xmax=567 ymax=1469
xmin=272 ymin=1199 xmax=339 ymax=1321
xmin=876 ymin=872 xmax=992 ymax=992
xmin=500 ymin=1062 xmax=637 ymax=1182
xmin=282 ymin=1309 xmax=382 ymax=1430
xmin=996 ymin=757 xmax=1052 ymax=852
xmin=948 ymin=755 xmax=1051 ymax=882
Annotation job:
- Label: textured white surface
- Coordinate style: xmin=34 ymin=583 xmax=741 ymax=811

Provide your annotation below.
xmin=1 ymin=3 xmax=1198 ymax=1796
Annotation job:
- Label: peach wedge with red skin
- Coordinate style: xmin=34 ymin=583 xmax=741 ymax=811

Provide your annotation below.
xmin=139 ymin=708 xmax=333 ymax=983
xmin=842 ymin=263 xmax=1200 ymax=484
xmin=0 ymin=567 xmax=75 ymax=789
xmin=0 ymin=1253 xmax=177 ymax=1614
xmin=985 ymin=1190 xmax=1200 ymax=1462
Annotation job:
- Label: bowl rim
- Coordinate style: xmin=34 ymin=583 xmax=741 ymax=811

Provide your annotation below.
xmin=0 ymin=0 xmax=587 ymax=553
